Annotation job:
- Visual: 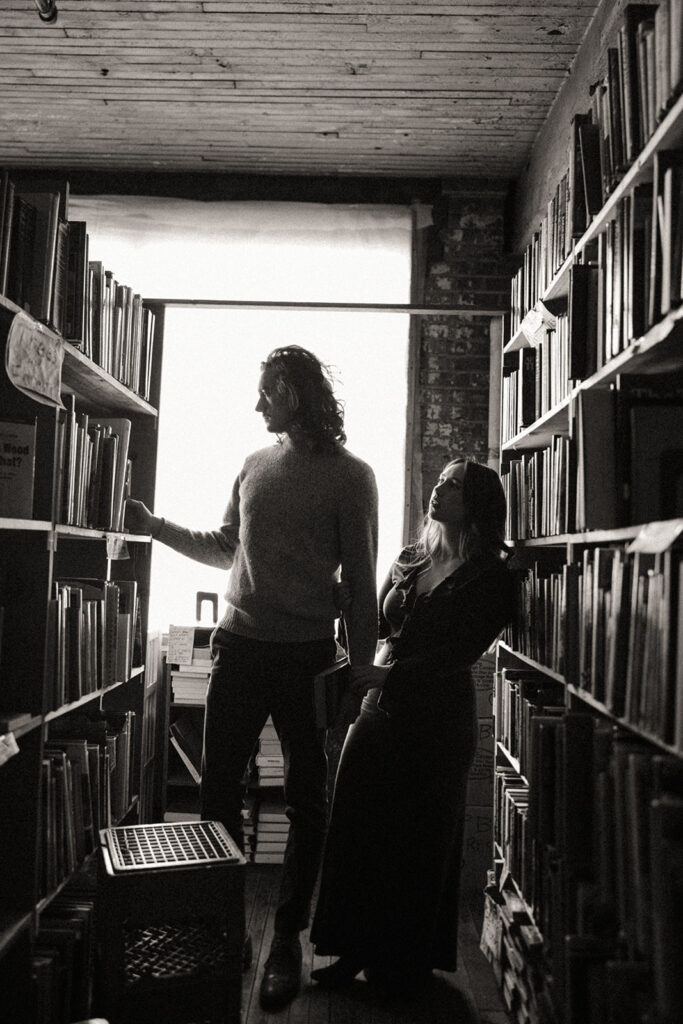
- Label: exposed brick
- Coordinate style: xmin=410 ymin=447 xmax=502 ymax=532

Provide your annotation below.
xmin=414 ymin=181 xmax=508 ymax=490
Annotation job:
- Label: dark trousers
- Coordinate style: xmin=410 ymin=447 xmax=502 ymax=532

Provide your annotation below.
xmin=201 ymin=628 xmax=336 ymax=936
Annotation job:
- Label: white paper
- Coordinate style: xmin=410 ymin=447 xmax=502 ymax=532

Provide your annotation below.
xmin=167 ymin=624 xmax=196 ymax=664
xmin=5 ymin=310 xmax=64 ymax=408
xmin=627 ymin=518 xmax=683 ymax=553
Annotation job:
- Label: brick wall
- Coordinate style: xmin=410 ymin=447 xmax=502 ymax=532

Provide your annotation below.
xmin=414 ymin=181 xmax=513 ymax=513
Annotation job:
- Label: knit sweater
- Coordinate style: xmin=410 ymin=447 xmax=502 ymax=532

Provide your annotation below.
xmin=156 ymin=439 xmax=379 ymax=663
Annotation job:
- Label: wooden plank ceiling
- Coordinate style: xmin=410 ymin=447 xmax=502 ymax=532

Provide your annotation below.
xmin=1 ymin=0 xmax=600 ymax=179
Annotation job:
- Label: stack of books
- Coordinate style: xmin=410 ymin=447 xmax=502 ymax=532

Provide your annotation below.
xmin=170 ymin=646 xmax=211 ymax=705
xmin=242 ymin=794 xmax=256 ymax=861
xmin=254 ymin=717 xmax=284 ymax=787
xmin=254 ymin=798 xmax=290 ymax=864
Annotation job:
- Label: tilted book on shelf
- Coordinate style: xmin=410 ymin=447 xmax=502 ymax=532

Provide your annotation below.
xmin=13 ymin=190 xmax=60 ymax=325
xmin=169 ymin=713 xmax=203 ymax=785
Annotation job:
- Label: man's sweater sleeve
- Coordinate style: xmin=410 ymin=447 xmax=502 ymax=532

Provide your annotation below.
xmin=339 ymin=461 xmax=379 ymax=665
xmin=154 ymin=474 xmax=240 ymax=569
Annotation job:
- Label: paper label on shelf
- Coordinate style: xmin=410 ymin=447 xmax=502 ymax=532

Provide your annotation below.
xmin=168 ymin=625 xmax=196 ymax=664
xmin=106 ymin=533 xmax=129 ymax=560
xmin=627 ymin=518 xmax=683 ymax=553
xmin=5 ymin=311 xmax=65 ymax=408
xmin=0 ymin=731 xmax=19 ymax=767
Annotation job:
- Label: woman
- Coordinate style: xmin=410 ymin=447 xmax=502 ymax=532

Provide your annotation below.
xmin=310 ymin=457 xmax=516 ymax=996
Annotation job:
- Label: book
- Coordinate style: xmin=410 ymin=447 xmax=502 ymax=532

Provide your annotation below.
xmin=6 ymin=194 xmax=36 ymax=309
xmin=573 ymin=389 xmax=618 ymax=531
xmin=568 ymin=262 xmax=598 ymax=380
xmin=50 ymin=217 xmax=69 ymax=336
xmin=255 ymin=754 xmax=284 ymax=768
xmin=47 ymin=738 xmax=95 ymax=857
xmin=88 ymin=259 xmax=105 ymax=367
xmin=64 ymin=221 xmax=89 ymax=346
xmin=615 ymin=379 xmax=683 ymax=525
xmin=619 ymin=6 xmax=660 ymax=162
xmin=257 ymin=798 xmax=288 ymax=823
xmin=92 ymin=417 xmax=131 ymax=531
xmin=0 ymin=420 xmax=36 ymax=518
xmin=170 ymin=664 xmax=212 ymax=677
xmin=649 ymin=795 xmax=683 ymax=1021
xmin=253 ymin=851 xmax=285 ymax=863
xmin=672 ymin=0 xmax=683 ymax=99
xmin=313 ymin=655 xmax=351 ymax=729
xmin=0 ymin=170 xmax=14 ymax=295
xmin=568 ymin=112 xmax=592 ymax=239
xmin=45 ymin=895 xmax=95 ymax=1020
xmin=578 ymin=118 xmax=604 ymax=221
xmin=607 ymin=47 xmax=625 ymax=177
xmin=15 ymin=190 xmax=60 ymax=323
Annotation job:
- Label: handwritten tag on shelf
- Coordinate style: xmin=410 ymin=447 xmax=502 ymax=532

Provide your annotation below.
xmin=627 ymin=518 xmax=683 ymax=553
xmin=5 ymin=311 xmax=65 ymax=408
xmin=106 ymin=534 xmax=129 ymax=560
xmin=168 ymin=625 xmax=196 ymax=665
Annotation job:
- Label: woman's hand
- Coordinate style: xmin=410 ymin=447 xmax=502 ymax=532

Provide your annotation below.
xmin=349 ymin=663 xmax=391 ymax=694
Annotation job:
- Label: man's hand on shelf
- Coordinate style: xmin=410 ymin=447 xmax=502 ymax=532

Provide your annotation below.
xmin=125 ymin=497 xmax=158 ymax=535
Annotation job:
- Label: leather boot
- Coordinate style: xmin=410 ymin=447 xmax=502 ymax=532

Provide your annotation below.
xmin=259 ymin=932 xmax=302 ymax=1010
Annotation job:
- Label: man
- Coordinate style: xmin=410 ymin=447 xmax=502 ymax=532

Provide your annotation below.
xmin=126 ymin=345 xmax=378 ymax=1009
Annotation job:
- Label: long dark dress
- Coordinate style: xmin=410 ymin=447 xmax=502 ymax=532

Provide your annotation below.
xmin=310 ymin=546 xmax=516 ymax=979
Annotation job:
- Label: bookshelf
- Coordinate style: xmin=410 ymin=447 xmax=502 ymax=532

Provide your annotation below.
xmin=0 ymin=177 xmax=166 ymax=1021
xmin=484 ymin=7 xmax=683 ymax=1024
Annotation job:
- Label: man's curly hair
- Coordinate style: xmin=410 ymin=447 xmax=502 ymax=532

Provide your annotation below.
xmin=261 ymin=345 xmax=346 ymax=454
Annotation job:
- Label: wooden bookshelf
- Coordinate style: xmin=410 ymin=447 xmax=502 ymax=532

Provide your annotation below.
xmin=0 ymin=179 xmax=166 ymax=1022
xmin=487 ymin=8 xmax=683 ymax=1023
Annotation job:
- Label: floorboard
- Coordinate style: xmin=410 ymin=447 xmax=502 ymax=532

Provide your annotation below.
xmin=241 ymin=865 xmax=511 ymax=1024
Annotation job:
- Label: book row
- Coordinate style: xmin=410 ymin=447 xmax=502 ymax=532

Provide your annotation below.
xmin=480 ymin=883 xmax=551 ymax=1024
xmin=0 ymin=171 xmax=155 ymax=401
xmin=503 ymin=379 xmax=683 ymax=537
xmin=33 ymin=890 xmax=96 ymax=1024
xmin=504 ymin=543 xmax=682 ymax=750
xmin=511 ymin=172 xmax=573 ymax=329
xmin=492 ymin=707 xmax=683 ymax=1024
xmin=55 ymin=404 xmax=131 ymax=532
xmin=509 ymin=146 xmax=682 ymax=420
xmin=502 ymin=311 xmax=570 ymax=443
xmin=509 ymin=2 xmax=682 ymax=328
xmin=570 ymin=155 xmax=682 ymax=375
xmin=81 ymin=253 xmax=156 ymax=400
xmin=585 ymin=3 xmax=680 ymax=206
xmin=0 ymin=177 xmax=68 ymax=334
xmin=47 ymin=578 xmax=139 ymax=712
xmin=494 ymin=669 xmax=566 ymax=782
xmin=0 ymin=419 xmax=36 ymax=519
xmin=41 ymin=710 xmax=136 ymax=900
xmin=503 ymin=435 xmax=570 ymax=540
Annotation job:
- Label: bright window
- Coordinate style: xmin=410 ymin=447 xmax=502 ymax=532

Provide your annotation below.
xmin=69 ymin=197 xmax=412 ymax=632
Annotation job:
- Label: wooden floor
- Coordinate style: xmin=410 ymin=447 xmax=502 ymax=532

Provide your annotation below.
xmin=240 ymin=865 xmax=511 ymax=1024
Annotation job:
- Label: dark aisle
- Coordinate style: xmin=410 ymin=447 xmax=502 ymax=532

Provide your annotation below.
xmin=240 ymin=865 xmax=511 ymax=1024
